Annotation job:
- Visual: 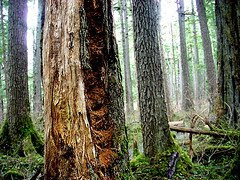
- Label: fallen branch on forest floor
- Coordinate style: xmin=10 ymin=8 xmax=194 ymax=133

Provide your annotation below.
xmin=169 ymin=126 xmax=237 ymax=138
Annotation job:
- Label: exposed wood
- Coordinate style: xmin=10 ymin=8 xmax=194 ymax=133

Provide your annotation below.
xmin=43 ymin=1 xmax=128 ymax=178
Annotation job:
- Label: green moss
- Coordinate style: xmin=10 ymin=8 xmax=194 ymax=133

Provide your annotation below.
xmin=225 ymin=143 xmax=240 ymax=179
xmin=0 ymin=120 xmax=11 ymax=154
xmin=0 ymin=153 xmax=44 ymax=179
xmin=131 ymin=143 xmax=192 ymax=179
xmin=0 ymin=115 xmax=44 ymax=156
xmin=3 ymin=169 xmax=24 ymax=180
xmin=130 ymin=153 xmax=150 ymax=169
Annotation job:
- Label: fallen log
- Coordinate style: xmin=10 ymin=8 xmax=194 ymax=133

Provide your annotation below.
xmin=169 ymin=121 xmax=184 ymax=127
xmin=170 ymin=126 xmax=229 ymax=138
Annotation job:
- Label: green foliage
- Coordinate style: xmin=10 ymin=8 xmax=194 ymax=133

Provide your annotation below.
xmin=0 ymin=153 xmax=43 ymax=179
xmin=0 ymin=116 xmax=44 ymax=156
xmin=130 ymin=145 xmax=192 ymax=179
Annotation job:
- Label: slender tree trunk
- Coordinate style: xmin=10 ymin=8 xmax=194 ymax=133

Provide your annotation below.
xmin=158 ymin=0 xmax=172 ymax=118
xmin=171 ymin=23 xmax=179 ymax=107
xmin=132 ymin=0 xmax=174 ymax=158
xmin=191 ymin=0 xmax=201 ymax=102
xmin=0 ymin=0 xmax=43 ymax=156
xmin=32 ymin=0 xmax=44 ymax=118
xmin=177 ymin=0 xmax=194 ymax=111
xmin=43 ymin=1 xmax=128 ymax=178
xmin=119 ymin=0 xmax=134 ymax=116
xmin=215 ymin=0 xmax=240 ymax=126
xmin=196 ymin=0 xmax=217 ymax=107
xmin=0 ymin=0 xmax=6 ymax=122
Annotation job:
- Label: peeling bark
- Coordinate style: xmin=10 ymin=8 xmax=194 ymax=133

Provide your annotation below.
xmin=43 ymin=1 xmax=128 ymax=179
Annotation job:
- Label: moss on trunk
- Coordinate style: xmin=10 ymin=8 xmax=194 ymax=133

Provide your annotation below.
xmin=130 ymin=141 xmax=192 ymax=179
xmin=0 ymin=116 xmax=43 ymax=156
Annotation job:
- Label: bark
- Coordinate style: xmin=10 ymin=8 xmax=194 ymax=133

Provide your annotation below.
xmin=43 ymin=1 xmax=128 ymax=179
xmin=196 ymin=0 xmax=217 ymax=106
xmin=215 ymin=0 xmax=240 ymax=126
xmin=177 ymin=0 xmax=194 ymax=111
xmin=32 ymin=0 xmax=44 ymax=118
xmin=119 ymin=0 xmax=134 ymax=116
xmin=132 ymin=0 xmax=174 ymax=158
xmin=0 ymin=0 xmax=43 ymax=156
xmin=191 ymin=0 xmax=201 ymax=102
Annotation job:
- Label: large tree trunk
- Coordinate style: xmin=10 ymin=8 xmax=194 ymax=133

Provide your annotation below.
xmin=132 ymin=0 xmax=174 ymax=158
xmin=43 ymin=1 xmax=128 ymax=179
xmin=215 ymin=0 xmax=240 ymax=126
xmin=177 ymin=0 xmax=194 ymax=111
xmin=191 ymin=0 xmax=201 ymax=103
xmin=196 ymin=0 xmax=217 ymax=107
xmin=119 ymin=0 xmax=134 ymax=117
xmin=32 ymin=0 xmax=44 ymax=118
xmin=0 ymin=0 xmax=43 ymax=156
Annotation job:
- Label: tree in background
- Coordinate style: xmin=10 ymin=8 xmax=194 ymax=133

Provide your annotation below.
xmin=196 ymin=0 xmax=217 ymax=108
xmin=215 ymin=0 xmax=240 ymax=127
xmin=43 ymin=0 xmax=128 ymax=178
xmin=132 ymin=0 xmax=174 ymax=157
xmin=177 ymin=0 xmax=194 ymax=111
xmin=0 ymin=0 xmax=43 ymax=156
xmin=32 ymin=0 xmax=44 ymax=118
xmin=191 ymin=0 xmax=201 ymax=103
xmin=0 ymin=0 xmax=5 ymax=123
xmin=119 ymin=0 xmax=134 ymax=117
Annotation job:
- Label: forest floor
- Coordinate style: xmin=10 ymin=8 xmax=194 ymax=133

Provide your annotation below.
xmin=128 ymin=108 xmax=238 ymax=180
xmin=0 ymin=110 xmax=238 ymax=179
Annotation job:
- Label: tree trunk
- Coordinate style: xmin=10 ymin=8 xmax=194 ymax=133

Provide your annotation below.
xmin=171 ymin=23 xmax=179 ymax=107
xmin=32 ymin=0 xmax=44 ymax=118
xmin=191 ymin=0 xmax=201 ymax=103
xmin=0 ymin=0 xmax=6 ymax=122
xmin=132 ymin=0 xmax=174 ymax=158
xmin=0 ymin=0 xmax=43 ymax=156
xmin=43 ymin=1 xmax=128 ymax=179
xmin=215 ymin=0 xmax=240 ymax=126
xmin=119 ymin=0 xmax=134 ymax=116
xmin=177 ymin=0 xmax=194 ymax=111
xmin=196 ymin=0 xmax=217 ymax=107
xmin=158 ymin=0 xmax=172 ymax=118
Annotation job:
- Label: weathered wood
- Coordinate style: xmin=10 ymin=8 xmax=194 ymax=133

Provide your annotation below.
xmin=169 ymin=121 xmax=184 ymax=127
xmin=170 ymin=126 xmax=227 ymax=137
